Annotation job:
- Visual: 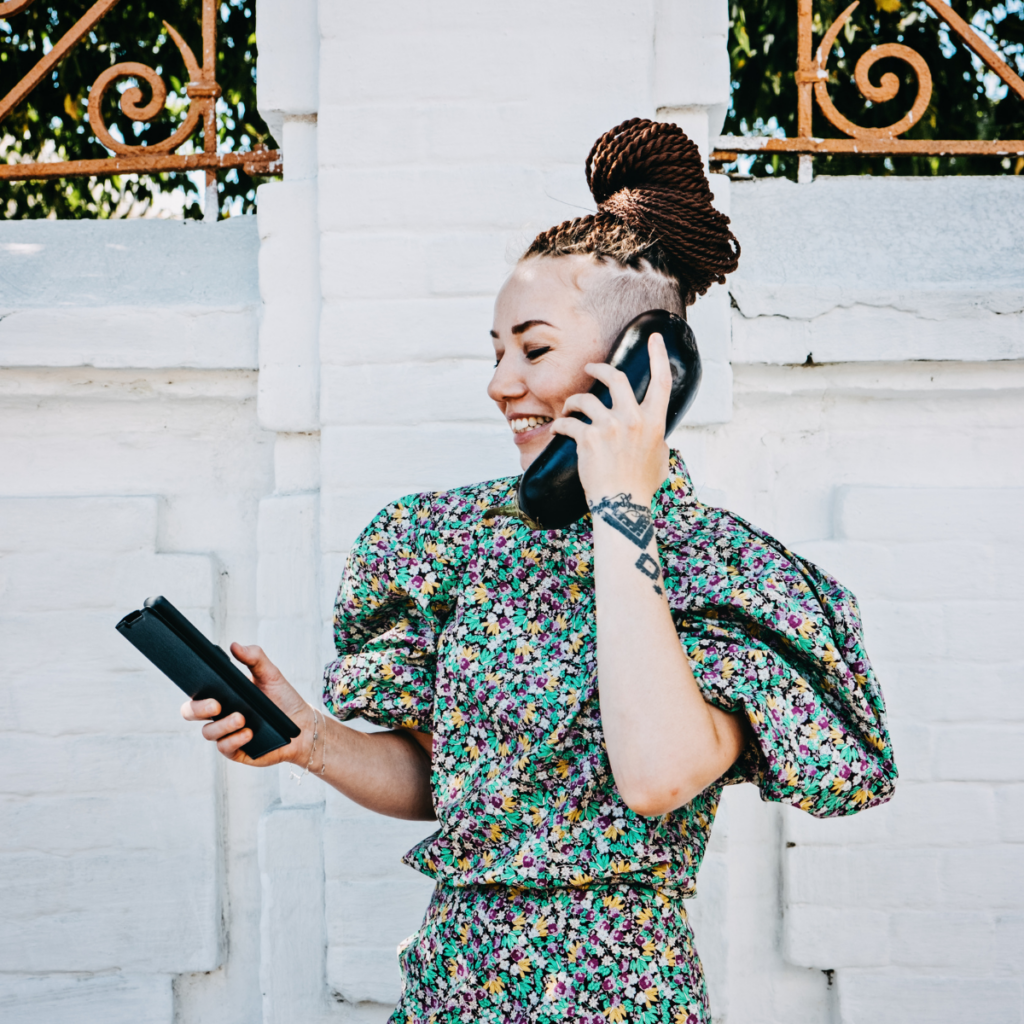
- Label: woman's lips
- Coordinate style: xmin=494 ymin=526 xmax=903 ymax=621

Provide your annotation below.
xmin=509 ymin=415 xmax=553 ymax=446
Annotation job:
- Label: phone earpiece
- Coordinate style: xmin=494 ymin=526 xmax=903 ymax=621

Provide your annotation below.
xmin=514 ymin=309 xmax=701 ymax=530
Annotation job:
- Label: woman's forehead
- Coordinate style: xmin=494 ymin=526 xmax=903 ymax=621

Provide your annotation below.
xmin=493 ymin=257 xmax=602 ymax=331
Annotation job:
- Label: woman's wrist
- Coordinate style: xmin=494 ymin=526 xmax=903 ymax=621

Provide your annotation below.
xmin=286 ymin=703 xmax=319 ymax=767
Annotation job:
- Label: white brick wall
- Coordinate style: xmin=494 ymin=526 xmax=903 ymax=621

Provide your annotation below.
xmin=779 ymin=488 xmax=1024 ymax=1021
xmin=3 ymin=2 xmax=1022 ymax=1022
xmin=0 ymin=222 xmax=276 ymax=1023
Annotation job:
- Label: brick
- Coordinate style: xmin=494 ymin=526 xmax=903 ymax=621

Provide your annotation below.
xmin=325 ymin=875 xmax=435 ymax=1004
xmin=0 ymin=850 xmax=218 ymax=972
xmin=0 ymin=792 xmax=207 ymax=855
xmin=327 ymin=944 xmax=403 ymax=1006
xmin=943 ymin=601 xmax=1024 ymax=663
xmin=886 ymin=784 xmax=997 ymax=847
xmin=0 ymin=734 xmax=216 ymax=797
xmin=782 ymin=799 xmax=892 ymax=848
xmin=856 ymin=598 xmax=949 ymax=664
xmin=422 ymin=102 xmax=612 ymax=167
xmin=882 ymin=662 xmax=1024 ymax=723
xmin=257 ymin=494 xmax=320 ymax=619
xmin=0 ymin=497 xmax=157 ymax=553
xmin=255 ymin=0 xmax=318 ymax=120
xmin=0 ymin=668 xmax=200 ymax=735
xmin=258 ymin=803 xmax=327 ymax=1022
xmin=273 ymin=432 xmax=320 ymax=494
xmin=835 ymin=487 xmax=1024 ymax=544
xmin=257 ymin=180 xmax=320 ymax=307
xmin=1 ymin=608 xmax=212 ymax=675
xmin=885 ymin=718 xmax=933 ymax=783
xmin=837 ymin=971 xmax=1023 ymax=1024
xmin=995 ymin=786 xmax=1024 ymax=842
xmin=323 ymin=812 xmax=437 ymax=880
xmin=654 ymin=1 xmax=730 ymax=109
xmin=326 ymin=876 xmax=434 ymax=949
xmin=783 ymin=906 xmax=890 ymax=968
xmin=677 ymin=360 xmax=733 ymax=427
xmin=317 ymin=5 xmax=653 ymax=108
xmin=424 ymin=232 xmax=517 ymax=296
xmin=318 ymin=166 xmax=546 ymax=233
xmin=940 ymin=846 xmax=1024 ymax=909
xmin=0 ymin=973 xmax=172 ymax=1024
xmin=320 ymin=361 xmax=500 ymax=427
xmin=794 ymin=540 xmax=999 ymax=602
xmin=931 ymin=725 xmax=1024 ymax=782
xmin=889 ymin=910 xmax=994 ymax=968
xmin=784 ymin=846 xmax=939 ymax=910
xmin=0 ymin=306 xmax=259 ymax=370
xmin=320 ymin=233 xmax=428 ymax=301
xmin=0 ymin=552 xmax=209 ymax=613
xmin=994 ymin=913 xmax=1024 ymax=975
xmin=318 ymin=104 xmax=424 ymax=169
xmin=320 ymin=423 xmax=521 ymax=495
xmin=319 ymin=297 xmax=495 ymax=364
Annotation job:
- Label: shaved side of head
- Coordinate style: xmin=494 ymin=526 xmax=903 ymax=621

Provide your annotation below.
xmin=556 ymin=255 xmax=687 ymax=351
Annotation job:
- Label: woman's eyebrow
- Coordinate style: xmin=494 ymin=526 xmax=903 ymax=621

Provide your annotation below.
xmin=511 ymin=319 xmax=555 ymax=335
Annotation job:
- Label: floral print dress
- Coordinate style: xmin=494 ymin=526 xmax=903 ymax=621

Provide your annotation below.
xmin=323 ymin=453 xmax=897 ymax=1024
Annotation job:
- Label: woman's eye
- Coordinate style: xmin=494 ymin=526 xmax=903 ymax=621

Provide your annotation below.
xmin=525 ymin=346 xmax=551 ymax=361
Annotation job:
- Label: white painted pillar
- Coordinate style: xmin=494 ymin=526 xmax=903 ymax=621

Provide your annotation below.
xmin=255 ymin=3 xmax=329 ymax=1021
xmin=654 ymin=0 xmax=734 ymax=427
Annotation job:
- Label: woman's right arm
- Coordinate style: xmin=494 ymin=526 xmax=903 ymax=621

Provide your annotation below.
xmin=182 ymin=642 xmax=435 ymax=821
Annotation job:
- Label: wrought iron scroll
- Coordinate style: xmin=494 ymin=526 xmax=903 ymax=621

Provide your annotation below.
xmin=0 ymin=0 xmax=280 ymax=203
xmin=713 ymin=0 xmax=1024 ymax=169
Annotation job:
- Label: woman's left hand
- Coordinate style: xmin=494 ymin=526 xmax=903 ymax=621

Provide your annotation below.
xmin=550 ymin=333 xmax=672 ymax=506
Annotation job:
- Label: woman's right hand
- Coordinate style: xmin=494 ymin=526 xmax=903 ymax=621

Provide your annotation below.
xmin=180 ymin=643 xmax=315 ymax=768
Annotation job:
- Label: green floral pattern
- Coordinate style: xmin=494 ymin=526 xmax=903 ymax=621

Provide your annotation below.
xmin=324 ymin=452 xmax=896 ymax=1022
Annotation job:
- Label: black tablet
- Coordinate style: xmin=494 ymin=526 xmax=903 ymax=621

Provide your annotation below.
xmin=116 ymin=595 xmax=300 ymax=759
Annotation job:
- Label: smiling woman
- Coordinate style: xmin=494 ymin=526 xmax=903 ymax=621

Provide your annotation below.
xmin=182 ymin=118 xmax=897 ymax=1023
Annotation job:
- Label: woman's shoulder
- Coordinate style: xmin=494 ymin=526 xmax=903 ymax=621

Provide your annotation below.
xmin=357 ymin=473 xmax=521 ymax=546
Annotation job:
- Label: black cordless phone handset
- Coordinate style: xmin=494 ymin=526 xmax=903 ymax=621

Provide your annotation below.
xmin=509 ymin=309 xmax=702 ymax=531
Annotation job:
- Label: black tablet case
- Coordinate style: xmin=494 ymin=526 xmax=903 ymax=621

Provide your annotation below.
xmin=116 ymin=595 xmax=300 ymax=759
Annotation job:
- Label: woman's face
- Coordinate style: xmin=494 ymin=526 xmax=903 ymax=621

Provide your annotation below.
xmin=489 ymin=256 xmax=608 ymax=470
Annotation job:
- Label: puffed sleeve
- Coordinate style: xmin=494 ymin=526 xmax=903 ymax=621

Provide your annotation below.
xmin=323 ymin=492 xmax=455 ymax=733
xmin=662 ymin=507 xmax=897 ymax=817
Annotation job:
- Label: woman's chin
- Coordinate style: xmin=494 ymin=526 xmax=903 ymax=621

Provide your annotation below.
xmin=515 ymin=428 xmax=554 ymax=470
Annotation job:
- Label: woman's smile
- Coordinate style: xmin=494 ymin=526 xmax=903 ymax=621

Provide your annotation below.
xmin=508 ymin=414 xmax=553 ymax=442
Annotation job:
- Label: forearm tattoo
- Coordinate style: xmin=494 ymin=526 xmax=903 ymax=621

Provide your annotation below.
xmin=588 ymin=493 xmax=663 ymax=594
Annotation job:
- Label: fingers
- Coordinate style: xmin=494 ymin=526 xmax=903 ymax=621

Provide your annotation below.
xmin=217 ymin=727 xmax=253 ymax=760
xmin=230 ymin=642 xmax=283 ymax=689
xmin=560 ymin=392 xmax=611 ymax=423
xmin=549 ymin=416 xmax=587 ymax=442
xmin=584 ymin=362 xmax=637 ymax=412
xmin=230 ymin=641 xmax=264 ymax=669
xmin=181 ymin=697 xmax=221 ymax=722
xmin=644 ymin=334 xmax=673 ymax=413
xmin=202 ymin=710 xmax=246 ymax=743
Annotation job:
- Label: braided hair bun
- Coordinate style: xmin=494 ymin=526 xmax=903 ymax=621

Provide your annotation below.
xmin=524 ymin=118 xmax=740 ymax=306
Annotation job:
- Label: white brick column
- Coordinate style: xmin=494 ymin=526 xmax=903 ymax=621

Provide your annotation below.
xmin=655 ymin=0 xmax=734 ymax=427
xmin=255 ymin=2 xmax=329 ymax=1020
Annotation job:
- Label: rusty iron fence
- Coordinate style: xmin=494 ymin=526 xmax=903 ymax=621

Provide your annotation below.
xmin=0 ymin=0 xmax=280 ymax=217
xmin=713 ymin=0 xmax=1024 ymax=180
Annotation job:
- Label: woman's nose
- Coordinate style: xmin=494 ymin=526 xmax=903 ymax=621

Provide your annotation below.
xmin=487 ymin=354 xmax=527 ymax=405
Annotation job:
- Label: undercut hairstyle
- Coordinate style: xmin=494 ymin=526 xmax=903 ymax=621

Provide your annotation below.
xmin=521 ymin=118 xmax=741 ymax=337
xmin=572 ymin=258 xmax=686 ymax=349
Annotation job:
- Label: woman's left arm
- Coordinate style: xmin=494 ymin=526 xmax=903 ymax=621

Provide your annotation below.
xmin=552 ymin=335 xmax=748 ymax=816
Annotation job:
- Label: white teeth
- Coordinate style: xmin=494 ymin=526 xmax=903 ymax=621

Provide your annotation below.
xmin=510 ymin=416 xmax=552 ymax=435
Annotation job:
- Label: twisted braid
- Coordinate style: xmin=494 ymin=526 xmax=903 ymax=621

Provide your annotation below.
xmin=524 ymin=118 xmax=740 ymax=306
